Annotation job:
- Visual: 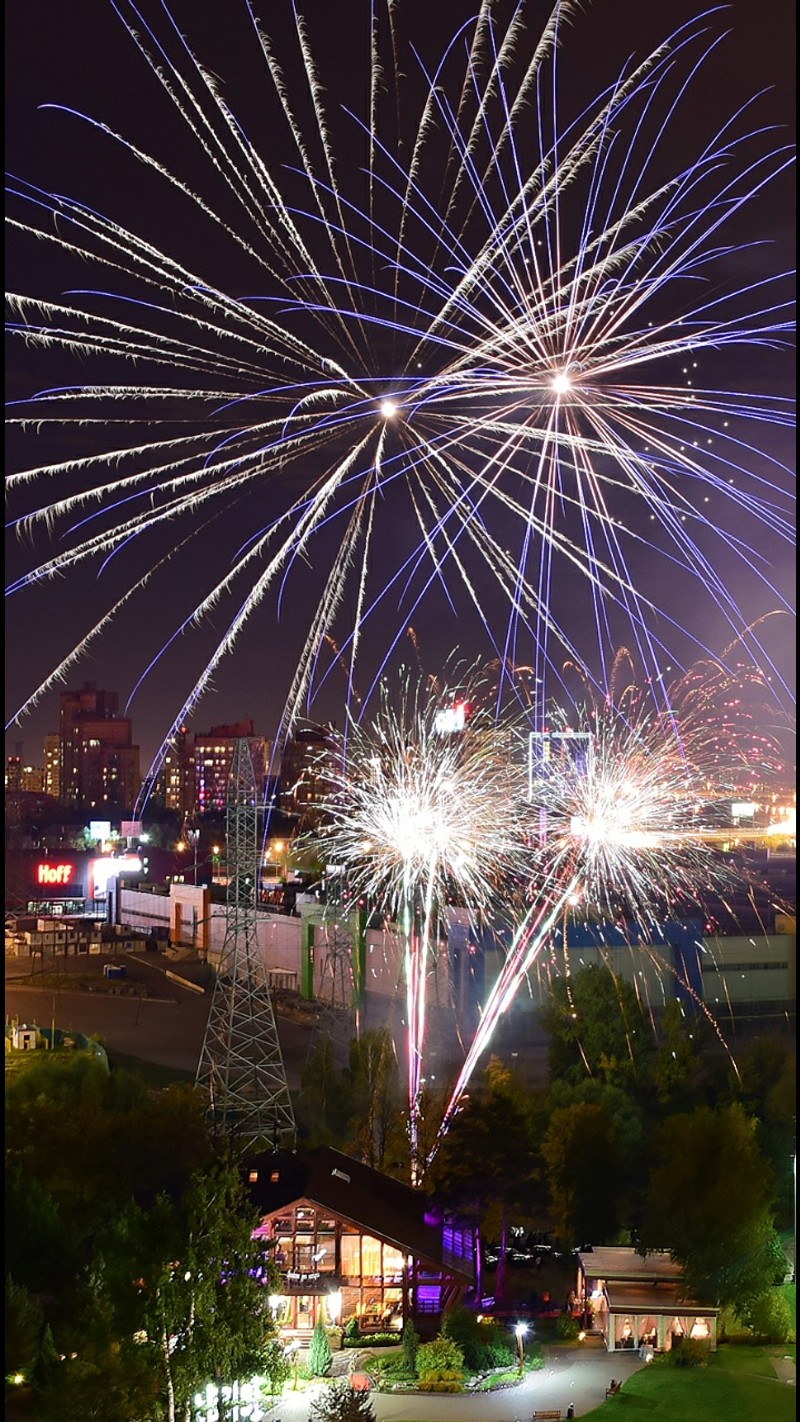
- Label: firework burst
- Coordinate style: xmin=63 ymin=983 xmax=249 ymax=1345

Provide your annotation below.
xmin=313 ymin=671 xmax=530 ymax=1177
xmin=434 ymin=688 xmax=745 ymax=1146
xmin=5 ymin=0 xmax=794 ymax=782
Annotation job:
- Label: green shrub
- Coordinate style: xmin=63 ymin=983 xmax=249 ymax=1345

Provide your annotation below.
xmin=260 ymin=1339 xmax=292 ymax=1398
xmin=742 ymin=1289 xmax=794 ymax=1343
xmin=309 ymin=1378 xmax=376 ymax=1421
xmin=342 ymin=1316 xmax=360 ymax=1346
xmin=416 ymin=1368 xmax=464 ymax=1392
xmin=308 ymin=1317 xmax=334 ymax=1377
xmin=401 ymin=1320 xmax=420 ymax=1372
xmin=555 ymin=1314 xmax=581 ymax=1341
xmin=666 ymin=1338 xmax=711 ymax=1368
xmin=441 ymin=1307 xmax=514 ymax=1371
xmin=416 ymin=1334 xmax=465 ymax=1391
xmin=339 ymin=1326 xmax=399 ymax=1347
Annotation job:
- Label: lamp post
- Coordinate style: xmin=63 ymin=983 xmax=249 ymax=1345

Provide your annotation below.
xmin=187 ymin=827 xmax=200 ymax=883
xmin=514 ymin=1321 xmax=528 ymax=1376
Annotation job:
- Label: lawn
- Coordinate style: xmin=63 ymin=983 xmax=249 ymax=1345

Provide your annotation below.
xmin=105 ymin=1049 xmax=196 ymax=1087
xmin=578 ymin=1345 xmax=795 ymax=1422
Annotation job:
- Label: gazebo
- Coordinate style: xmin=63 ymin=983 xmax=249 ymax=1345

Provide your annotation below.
xmin=576 ymin=1247 xmax=718 ymax=1354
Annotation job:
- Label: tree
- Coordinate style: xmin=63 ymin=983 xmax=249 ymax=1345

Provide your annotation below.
xmin=5 ymin=1054 xmax=212 ymax=1236
xmin=540 ymin=966 xmax=655 ymax=1086
xmin=4 ymin=1275 xmax=44 ymax=1381
xmin=545 ymin=1077 xmax=645 ymax=1230
xmin=541 ymin=1101 xmax=622 ymax=1246
xmin=308 ymin=1317 xmax=333 ymax=1377
xmin=31 ymin=1268 xmax=159 ymax=1422
xmin=739 ymin=1288 xmax=794 ymax=1342
xmin=401 ymin=1319 xmax=420 ymax=1373
xmin=309 ymin=1379 xmax=376 ymax=1421
xmin=298 ymin=1033 xmax=350 ymax=1146
xmin=650 ymin=1000 xmax=710 ymax=1109
xmin=341 ymin=1028 xmax=405 ymax=1170
xmin=429 ymin=1058 xmax=538 ymax=1304
xmin=297 ymin=1029 xmax=407 ymax=1173
xmin=5 ymin=1168 xmax=79 ymax=1297
xmin=732 ymin=1037 xmax=797 ymax=1231
xmin=104 ymin=1160 xmax=280 ymax=1422
xmin=640 ymin=1103 xmax=784 ymax=1312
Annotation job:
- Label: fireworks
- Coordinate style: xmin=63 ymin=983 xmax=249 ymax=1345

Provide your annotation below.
xmin=6 ymin=2 xmax=793 ymax=1168
xmin=434 ymin=690 xmax=743 ymax=1145
xmin=313 ymin=672 xmax=530 ymax=1176
xmin=5 ymin=1 xmax=794 ymax=773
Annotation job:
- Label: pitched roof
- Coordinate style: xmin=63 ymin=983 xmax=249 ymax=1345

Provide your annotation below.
xmin=604 ymin=1282 xmax=717 ymax=1316
xmin=245 ymin=1145 xmax=473 ymax=1280
xmin=577 ymin=1247 xmax=682 ymax=1283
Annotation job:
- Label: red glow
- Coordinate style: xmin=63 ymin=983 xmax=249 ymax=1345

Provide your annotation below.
xmin=36 ymin=862 xmax=74 ymax=886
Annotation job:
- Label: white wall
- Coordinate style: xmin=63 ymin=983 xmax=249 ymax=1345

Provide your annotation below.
xmin=116 ymin=886 xmax=795 ymax=1009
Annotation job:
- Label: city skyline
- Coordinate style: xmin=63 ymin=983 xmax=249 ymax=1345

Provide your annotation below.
xmin=5 ymin=0 xmax=796 ymax=772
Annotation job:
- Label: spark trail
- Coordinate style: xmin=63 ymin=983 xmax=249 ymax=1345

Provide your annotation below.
xmin=313 ymin=671 xmax=530 ymax=1179
xmin=5 ymin=0 xmax=794 ymax=786
xmin=434 ymin=688 xmax=753 ymax=1147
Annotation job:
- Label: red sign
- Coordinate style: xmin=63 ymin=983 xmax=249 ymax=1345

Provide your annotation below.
xmin=36 ymin=863 xmax=75 ymax=886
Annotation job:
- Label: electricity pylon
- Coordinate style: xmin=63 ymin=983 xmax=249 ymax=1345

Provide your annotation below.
xmin=196 ymin=739 xmax=296 ymax=1151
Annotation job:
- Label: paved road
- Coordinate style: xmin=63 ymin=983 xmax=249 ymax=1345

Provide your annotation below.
xmin=4 ymin=951 xmax=553 ymax=1091
xmin=259 ymin=1346 xmax=650 ymax=1420
xmin=4 ymin=953 xmax=314 ymax=1086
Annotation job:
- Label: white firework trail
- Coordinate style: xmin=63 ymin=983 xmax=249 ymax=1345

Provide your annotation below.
xmin=5 ymin=0 xmax=793 ymax=803
xmin=433 ymin=688 xmax=751 ymax=1149
xmin=313 ymin=671 xmax=531 ymax=1179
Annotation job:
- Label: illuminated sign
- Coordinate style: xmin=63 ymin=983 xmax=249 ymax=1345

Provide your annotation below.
xmin=434 ymin=703 xmax=468 ymax=735
xmin=36 ymin=863 xmax=74 ymax=886
xmin=92 ymin=855 xmax=142 ymax=898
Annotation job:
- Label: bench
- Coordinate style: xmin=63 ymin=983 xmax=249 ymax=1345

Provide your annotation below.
xmin=605 ymin=1380 xmax=622 ymax=1397
xmin=532 ymin=1412 xmax=562 ymax=1420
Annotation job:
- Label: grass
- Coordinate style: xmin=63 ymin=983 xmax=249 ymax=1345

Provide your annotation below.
xmin=104 ymin=1050 xmax=196 ymax=1087
xmin=470 ymin=1366 xmax=525 ymax=1390
xmin=577 ymin=1345 xmax=795 ymax=1422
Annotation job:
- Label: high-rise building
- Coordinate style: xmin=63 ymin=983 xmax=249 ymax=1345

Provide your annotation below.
xmin=155 ymin=724 xmax=195 ymax=819
xmin=44 ymin=733 xmax=61 ymax=801
xmin=193 ymin=722 xmax=272 ymax=815
xmin=279 ymin=723 xmax=335 ymax=828
xmin=20 ymin=764 xmax=45 ymax=793
xmin=59 ymin=681 xmax=141 ymax=811
xmin=5 ymin=755 xmax=22 ymax=793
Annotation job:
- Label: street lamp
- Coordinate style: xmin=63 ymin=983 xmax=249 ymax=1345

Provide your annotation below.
xmin=514 ymin=1321 xmax=528 ymax=1376
xmin=187 ymin=828 xmax=200 ymax=883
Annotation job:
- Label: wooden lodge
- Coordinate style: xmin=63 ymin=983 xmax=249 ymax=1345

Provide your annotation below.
xmin=245 ymin=1146 xmax=476 ymax=1341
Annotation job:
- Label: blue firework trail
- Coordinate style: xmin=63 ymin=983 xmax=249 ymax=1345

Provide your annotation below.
xmin=5 ymin=0 xmax=794 ymax=805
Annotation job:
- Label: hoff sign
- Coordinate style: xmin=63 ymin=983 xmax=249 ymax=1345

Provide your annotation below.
xmin=36 ymin=863 xmax=75 ymax=886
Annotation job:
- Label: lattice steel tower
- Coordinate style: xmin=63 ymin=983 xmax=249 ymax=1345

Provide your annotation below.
xmin=196 ymin=739 xmax=296 ymax=1151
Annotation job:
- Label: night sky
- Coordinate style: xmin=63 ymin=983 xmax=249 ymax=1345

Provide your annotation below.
xmin=5 ymin=0 xmax=796 ymax=773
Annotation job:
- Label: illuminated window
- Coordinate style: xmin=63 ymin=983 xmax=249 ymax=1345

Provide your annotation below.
xmin=361 ymin=1236 xmax=382 ymax=1277
xmin=382 ymin=1245 xmax=405 ymax=1281
xmin=340 ymin=1236 xmax=360 ymax=1277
